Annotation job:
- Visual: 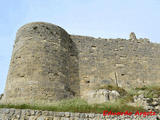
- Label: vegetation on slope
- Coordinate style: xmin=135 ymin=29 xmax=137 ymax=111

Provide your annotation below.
xmin=1 ymin=85 xmax=159 ymax=113
xmin=0 ymin=98 xmax=145 ymax=113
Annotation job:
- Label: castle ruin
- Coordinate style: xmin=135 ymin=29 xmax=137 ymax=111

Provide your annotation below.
xmin=2 ymin=22 xmax=160 ymax=104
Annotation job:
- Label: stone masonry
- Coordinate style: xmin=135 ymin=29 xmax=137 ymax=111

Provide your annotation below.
xmin=0 ymin=108 xmax=160 ymax=120
xmin=2 ymin=22 xmax=160 ymax=104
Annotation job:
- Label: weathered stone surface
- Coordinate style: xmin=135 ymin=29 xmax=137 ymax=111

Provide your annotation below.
xmin=133 ymin=95 xmax=160 ymax=112
xmin=109 ymin=90 xmax=120 ymax=101
xmin=0 ymin=108 xmax=159 ymax=120
xmin=2 ymin=22 xmax=160 ymax=104
xmin=86 ymin=89 xmax=109 ymax=104
xmin=86 ymin=89 xmax=120 ymax=104
xmin=129 ymin=32 xmax=137 ymax=40
xmin=3 ymin=22 xmax=76 ymax=103
xmin=70 ymin=35 xmax=160 ymax=100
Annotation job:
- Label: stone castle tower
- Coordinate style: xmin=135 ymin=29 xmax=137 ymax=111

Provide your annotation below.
xmin=2 ymin=22 xmax=160 ymax=104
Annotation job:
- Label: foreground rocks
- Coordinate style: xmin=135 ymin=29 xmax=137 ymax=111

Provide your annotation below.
xmin=133 ymin=94 xmax=160 ymax=113
xmin=86 ymin=89 xmax=120 ymax=104
xmin=86 ymin=89 xmax=160 ymax=113
xmin=0 ymin=108 xmax=159 ymax=120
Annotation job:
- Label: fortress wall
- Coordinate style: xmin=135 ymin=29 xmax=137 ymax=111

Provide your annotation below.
xmin=2 ymin=22 xmax=160 ymax=103
xmin=3 ymin=22 xmax=74 ymax=103
xmin=70 ymin=35 xmax=160 ymax=98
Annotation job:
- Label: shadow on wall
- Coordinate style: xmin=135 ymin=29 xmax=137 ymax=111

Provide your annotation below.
xmin=68 ymin=39 xmax=80 ymax=97
xmin=59 ymin=31 xmax=80 ymax=97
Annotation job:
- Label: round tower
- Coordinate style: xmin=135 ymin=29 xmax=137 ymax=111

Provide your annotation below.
xmin=3 ymin=22 xmax=73 ymax=104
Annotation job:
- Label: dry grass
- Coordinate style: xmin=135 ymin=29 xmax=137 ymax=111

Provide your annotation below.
xmin=135 ymin=85 xmax=160 ymax=98
xmin=0 ymin=98 xmax=145 ymax=113
xmin=1 ymin=85 xmax=158 ymax=113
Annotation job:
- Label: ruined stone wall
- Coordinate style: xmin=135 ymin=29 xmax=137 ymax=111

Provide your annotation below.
xmin=70 ymin=35 xmax=160 ymax=99
xmin=2 ymin=22 xmax=160 ymax=104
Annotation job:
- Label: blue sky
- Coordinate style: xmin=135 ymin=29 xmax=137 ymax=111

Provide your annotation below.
xmin=0 ymin=0 xmax=160 ymax=94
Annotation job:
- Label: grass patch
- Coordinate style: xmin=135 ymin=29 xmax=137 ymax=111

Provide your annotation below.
xmin=0 ymin=98 xmax=146 ymax=113
xmin=119 ymin=89 xmax=140 ymax=103
xmin=135 ymin=85 xmax=160 ymax=98
xmin=118 ymin=85 xmax=160 ymax=104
